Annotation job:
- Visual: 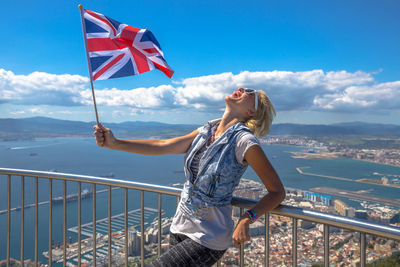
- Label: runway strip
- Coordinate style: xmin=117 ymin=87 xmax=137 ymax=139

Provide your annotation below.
xmin=297 ymin=167 xmax=400 ymax=189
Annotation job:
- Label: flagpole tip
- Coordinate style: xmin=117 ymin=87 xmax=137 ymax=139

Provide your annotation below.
xmin=78 ymin=4 xmax=83 ymax=9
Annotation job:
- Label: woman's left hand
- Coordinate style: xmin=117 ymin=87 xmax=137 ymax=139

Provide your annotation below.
xmin=232 ymin=216 xmax=251 ymax=247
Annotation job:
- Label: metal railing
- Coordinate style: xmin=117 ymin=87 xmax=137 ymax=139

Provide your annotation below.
xmin=0 ymin=167 xmax=399 ymax=267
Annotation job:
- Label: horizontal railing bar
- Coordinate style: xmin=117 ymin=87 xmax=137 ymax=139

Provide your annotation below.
xmin=0 ymin=168 xmax=181 ymax=196
xmin=1 ymin=168 xmax=400 ymax=242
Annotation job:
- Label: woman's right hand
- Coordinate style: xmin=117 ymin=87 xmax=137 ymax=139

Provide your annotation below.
xmin=93 ymin=123 xmax=117 ymax=149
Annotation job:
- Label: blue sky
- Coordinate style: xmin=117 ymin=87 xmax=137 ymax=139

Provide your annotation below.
xmin=1 ymin=0 xmax=399 ymax=125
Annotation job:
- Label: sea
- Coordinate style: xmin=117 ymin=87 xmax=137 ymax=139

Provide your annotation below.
xmin=0 ymin=137 xmax=399 ymax=263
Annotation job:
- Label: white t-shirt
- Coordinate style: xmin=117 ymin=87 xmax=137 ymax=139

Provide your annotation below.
xmin=170 ymin=130 xmax=260 ymax=250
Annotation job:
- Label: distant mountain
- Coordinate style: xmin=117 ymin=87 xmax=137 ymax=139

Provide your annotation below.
xmin=1 ymin=117 xmax=400 ymax=139
xmin=0 ymin=117 xmax=199 ymax=140
xmin=270 ymin=121 xmax=400 ymax=136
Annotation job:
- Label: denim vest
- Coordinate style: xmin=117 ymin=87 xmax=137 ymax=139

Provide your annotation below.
xmin=179 ymin=119 xmax=251 ymax=217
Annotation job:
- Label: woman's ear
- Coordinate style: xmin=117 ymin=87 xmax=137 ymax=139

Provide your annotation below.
xmin=247 ymin=109 xmax=257 ymax=118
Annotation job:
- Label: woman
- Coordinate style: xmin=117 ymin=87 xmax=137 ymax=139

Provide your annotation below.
xmin=94 ymin=87 xmax=285 ymax=266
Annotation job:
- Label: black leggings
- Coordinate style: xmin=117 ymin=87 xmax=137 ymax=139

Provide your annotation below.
xmin=148 ymin=233 xmax=226 ymax=267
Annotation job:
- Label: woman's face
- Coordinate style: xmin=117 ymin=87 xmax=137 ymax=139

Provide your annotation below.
xmin=226 ymin=88 xmax=257 ymax=115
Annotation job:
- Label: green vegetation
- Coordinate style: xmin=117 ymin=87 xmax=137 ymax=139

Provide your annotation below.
xmin=354 ymin=251 xmax=400 ymax=267
xmin=126 ymin=255 xmax=158 ymax=267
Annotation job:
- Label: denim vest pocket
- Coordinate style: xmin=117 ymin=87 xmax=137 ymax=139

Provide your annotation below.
xmin=213 ymin=180 xmax=235 ymax=197
xmin=207 ymin=173 xmax=220 ymax=197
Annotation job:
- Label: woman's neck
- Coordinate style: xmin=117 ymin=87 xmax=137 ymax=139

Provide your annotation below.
xmin=214 ymin=109 xmax=245 ymax=138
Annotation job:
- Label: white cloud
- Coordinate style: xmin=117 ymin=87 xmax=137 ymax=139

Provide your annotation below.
xmin=129 ymin=108 xmax=151 ymax=116
xmin=79 ymin=85 xmax=177 ymax=108
xmin=58 ymin=110 xmax=73 ymax=114
xmin=0 ymin=69 xmax=88 ymax=106
xmin=313 ymin=81 xmax=400 ymax=111
xmin=1 ymin=68 xmax=400 ymax=113
xmin=9 ymin=110 xmax=25 ymax=115
xmin=112 ymin=110 xmax=126 ymax=117
xmin=29 ymin=107 xmax=46 ymax=114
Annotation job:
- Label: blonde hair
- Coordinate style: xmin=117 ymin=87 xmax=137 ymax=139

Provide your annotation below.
xmin=245 ymin=90 xmax=276 ymax=137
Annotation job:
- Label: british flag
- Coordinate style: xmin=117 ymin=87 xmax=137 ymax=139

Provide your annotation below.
xmin=81 ymin=9 xmax=174 ymax=80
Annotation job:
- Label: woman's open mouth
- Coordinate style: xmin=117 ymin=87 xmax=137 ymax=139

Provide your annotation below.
xmin=233 ymin=90 xmax=242 ymax=98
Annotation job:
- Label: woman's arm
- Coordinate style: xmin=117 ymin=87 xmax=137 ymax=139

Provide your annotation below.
xmin=93 ymin=123 xmax=198 ymax=155
xmin=232 ymin=145 xmax=286 ymax=247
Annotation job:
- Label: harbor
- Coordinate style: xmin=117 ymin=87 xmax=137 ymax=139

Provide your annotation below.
xmin=42 ymin=207 xmax=161 ymax=266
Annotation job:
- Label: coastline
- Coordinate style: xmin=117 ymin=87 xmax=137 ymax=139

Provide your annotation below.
xmin=290 ymin=150 xmax=400 ymax=169
xmin=353 ymin=157 xmax=400 ymax=169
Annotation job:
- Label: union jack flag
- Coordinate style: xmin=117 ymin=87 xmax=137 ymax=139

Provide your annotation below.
xmin=81 ymin=8 xmax=174 ymax=80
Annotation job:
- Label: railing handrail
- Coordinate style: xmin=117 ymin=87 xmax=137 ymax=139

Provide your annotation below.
xmin=1 ymin=167 xmax=399 ymax=241
xmin=0 ymin=167 xmax=181 ymax=196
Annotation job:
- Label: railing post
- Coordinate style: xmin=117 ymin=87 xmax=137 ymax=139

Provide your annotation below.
xmin=141 ymin=190 xmax=145 ymax=267
xmin=108 ymin=185 xmax=112 ymax=266
xmin=7 ymin=175 xmax=11 ymax=267
xmin=125 ymin=188 xmax=128 ymax=267
xmin=292 ymin=218 xmax=297 ymax=267
xmin=63 ymin=180 xmax=67 ymax=267
xmin=21 ymin=176 xmax=25 ymax=267
xmin=239 ymin=207 xmax=244 ymax=267
xmin=35 ymin=177 xmax=38 ymax=267
xmin=324 ymin=224 xmax=329 ymax=267
xmin=78 ymin=182 xmax=82 ymax=266
xmin=158 ymin=193 xmax=162 ymax=257
xmin=93 ymin=183 xmax=97 ymax=267
xmin=49 ymin=179 xmax=52 ymax=266
xmin=264 ymin=213 xmax=270 ymax=267
xmin=360 ymin=232 xmax=366 ymax=267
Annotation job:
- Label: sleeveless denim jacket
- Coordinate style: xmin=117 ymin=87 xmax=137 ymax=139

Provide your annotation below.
xmin=179 ymin=119 xmax=252 ymax=217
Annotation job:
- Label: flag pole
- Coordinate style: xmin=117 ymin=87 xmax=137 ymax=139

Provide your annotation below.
xmin=78 ymin=4 xmax=100 ymax=125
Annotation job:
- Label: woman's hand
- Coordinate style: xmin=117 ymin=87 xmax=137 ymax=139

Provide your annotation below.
xmin=93 ymin=123 xmax=117 ymax=149
xmin=232 ymin=216 xmax=251 ymax=248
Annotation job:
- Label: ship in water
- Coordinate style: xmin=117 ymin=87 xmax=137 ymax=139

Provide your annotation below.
xmin=52 ymin=188 xmax=92 ymax=203
xmin=0 ymin=189 xmax=92 ymax=215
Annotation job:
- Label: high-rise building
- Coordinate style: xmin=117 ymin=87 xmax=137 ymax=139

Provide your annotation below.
xmin=311 ymin=193 xmax=318 ymax=202
xmin=334 ymin=200 xmax=348 ymax=217
xmin=128 ymin=226 xmax=141 ymax=256
xmin=320 ymin=195 xmax=332 ymax=206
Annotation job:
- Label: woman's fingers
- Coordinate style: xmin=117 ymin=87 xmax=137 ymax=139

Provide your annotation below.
xmin=93 ymin=123 xmax=114 ymax=148
xmin=93 ymin=123 xmax=108 ymax=132
xmin=95 ymin=136 xmax=104 ymax=146
xmin=93 ymin=126 xmax=105 ymax=147
xmin=233 ymin=235 xmax=250 ymax=248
